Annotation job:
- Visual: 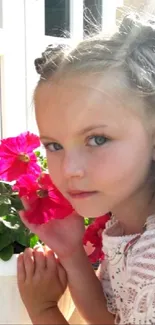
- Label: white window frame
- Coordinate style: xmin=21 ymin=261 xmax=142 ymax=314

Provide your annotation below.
xmin=0 ymin=0 xmax=4 ymax=138
xmin=0 ymin=26 xmax=5 ymax=142
xmin=1 ymin=0 xmax=27 ymax=138
xmin=102 ymin=0 xmax=118 ymax=33
xmin=0 ymin=57 xmax=3 ymax=138
xmin=1 ymin=0 xmax=121 ymax=137
xmin=0 ymin=0 xmax=2 ymax=29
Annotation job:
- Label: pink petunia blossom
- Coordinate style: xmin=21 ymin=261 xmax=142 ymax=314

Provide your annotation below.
xmin=0 ymin=132 xmax=41 ymax=181
xmin=14 ymin=173 xmax=74 ymax=224
xmin=83 ymin=214 xmax=110 ymax=263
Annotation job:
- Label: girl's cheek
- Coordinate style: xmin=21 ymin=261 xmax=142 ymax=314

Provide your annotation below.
xmin=46 ymin=155 xmax=60 ymax=174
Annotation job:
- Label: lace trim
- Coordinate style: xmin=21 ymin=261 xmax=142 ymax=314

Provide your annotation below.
xmin=101 ymin=214 xmax=155 ymax=324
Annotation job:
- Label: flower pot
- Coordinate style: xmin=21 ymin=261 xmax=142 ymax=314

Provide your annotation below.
xmin=0 ymin=254 xmax=75 ymax=324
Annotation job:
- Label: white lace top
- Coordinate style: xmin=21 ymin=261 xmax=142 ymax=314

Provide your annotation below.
xmin=99 ymin=215 xmax=155 ymax=324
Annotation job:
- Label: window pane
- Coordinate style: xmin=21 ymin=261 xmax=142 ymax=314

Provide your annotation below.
xmin=84 ymin=0 xmax=102 ymax=36
xmin=45 ymin=0 xmax=70 ymax=38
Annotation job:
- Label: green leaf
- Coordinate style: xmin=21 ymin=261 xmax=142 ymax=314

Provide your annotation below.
xmin=0 ymin=181 xmax=14 ymax=194
xmin=35 ymin=150 xmax=41 ymax=157
xmin=0 ymin=196 xmax=11 ymax=205
xmin=0 ymin=220 xmax=6 ymax=234
xmin=0 ymin=229 xmax=14 ymax=250
xmin=84 ymin=218 xmax=90 ymax=226
xmin=0 ymin=244 xmax=14 ymax=261
xmin=29 ymin=235 xmax=40 ymax=248
xmin=14 ymin=227 xmax=30 ymax=247
xmin=10 ymin=196 xmax=24 ymax=210
xmin=2 ymin=213 xmax=21 ymax=227
xmin=0 ymin=182 xmax=9 ymax=194
xmin=0 ymin=204 xmax=10 ymax=216
xmin=0 ymin=217 xmax=19 ymax=230
xmin=43 ymin=160 xmax=47 ymax=169
xmin=84 ymin=218 xmax=94 ymax=226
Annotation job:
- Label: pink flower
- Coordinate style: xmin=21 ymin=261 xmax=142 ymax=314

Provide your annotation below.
xmin=83 ymin=214 xmax=110 ymax=263
xmin=14 ymin=173 xmax=74 ymax=224
xmin=0 ymin=132 xmax=41 ymax=181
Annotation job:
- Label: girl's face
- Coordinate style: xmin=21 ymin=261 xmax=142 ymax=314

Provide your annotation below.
xmin=35 ymin=73 xmax=154 ymax=217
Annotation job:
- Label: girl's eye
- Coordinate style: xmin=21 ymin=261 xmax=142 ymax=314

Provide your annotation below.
xmin=87 ymin=135 xmax=108 ymax=147
xmin=44 ymin=142 xmax=63 ymax=152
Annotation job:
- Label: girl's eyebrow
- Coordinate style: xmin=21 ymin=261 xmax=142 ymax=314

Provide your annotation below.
xmin=40 ymin=125 xmax=108 ymax=142
xmin=40 ymin=136 xmax=56 ymax=142
xmin=78 ymin=124 xmax=108 ymax=135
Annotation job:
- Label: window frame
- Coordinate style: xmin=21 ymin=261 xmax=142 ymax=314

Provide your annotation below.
xmin=0 ymin=0 xmax=120 ymax=137
xmin=0 ymin=0 xmax=27 ymax=138
xmin=0 ymin=0 xmax=2 ymax=29
xmin=0 ymin=56 xmax=3 ymax=138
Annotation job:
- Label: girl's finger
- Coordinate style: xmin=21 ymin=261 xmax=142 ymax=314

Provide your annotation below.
xmin=23 ymin=248 xmax=35 ymax=279
xmin=17 ymin=253 xmax=26 ymax=283
xmin=44 ymin=246 xmax=57 ymax=271
xmin=33 ymin=246 xmax=46 ymax=271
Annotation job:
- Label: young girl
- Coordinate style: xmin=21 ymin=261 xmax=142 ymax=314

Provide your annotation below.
xmin=17 ymin=13 xmax=155 ymax=324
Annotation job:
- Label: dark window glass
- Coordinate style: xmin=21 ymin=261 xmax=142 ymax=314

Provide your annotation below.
xmin=45 ymin=0 xmax=70 ymax=37
xmin=84 ymin=0 xmax=102 ymax=36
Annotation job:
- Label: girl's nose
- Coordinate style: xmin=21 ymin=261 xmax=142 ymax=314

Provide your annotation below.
xmin=62 ymin=151 xmax=85 ymax=179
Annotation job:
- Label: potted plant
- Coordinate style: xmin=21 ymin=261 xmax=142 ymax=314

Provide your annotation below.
xmin=0 ymin=131 xmax=109 ymax=324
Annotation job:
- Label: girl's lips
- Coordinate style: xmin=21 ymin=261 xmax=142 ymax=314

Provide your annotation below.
xmin=67 ymin=191 xmax=98 ymax=199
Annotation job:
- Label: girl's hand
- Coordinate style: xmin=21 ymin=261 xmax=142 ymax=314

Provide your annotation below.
xmin=17 ymin=245 xmax=67 ymax=321
xmin=19 ymin=206 xmax=85 ymax=260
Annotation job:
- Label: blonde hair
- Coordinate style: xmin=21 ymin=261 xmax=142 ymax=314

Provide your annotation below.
xmin=34 ymin=13 xmax=155 ymax=109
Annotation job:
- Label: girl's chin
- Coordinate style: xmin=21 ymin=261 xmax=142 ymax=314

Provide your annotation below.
xmin=74 ymin=206 xmax=109 ymax=218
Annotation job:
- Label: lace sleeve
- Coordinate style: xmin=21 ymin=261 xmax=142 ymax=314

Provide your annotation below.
xmin=120 ymin=231 xmax=155 ymax=324
xmin=121 ymin=282 xmax=155 ymax=324
xmin=98 ymin=259 xmax=117 ymax=315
